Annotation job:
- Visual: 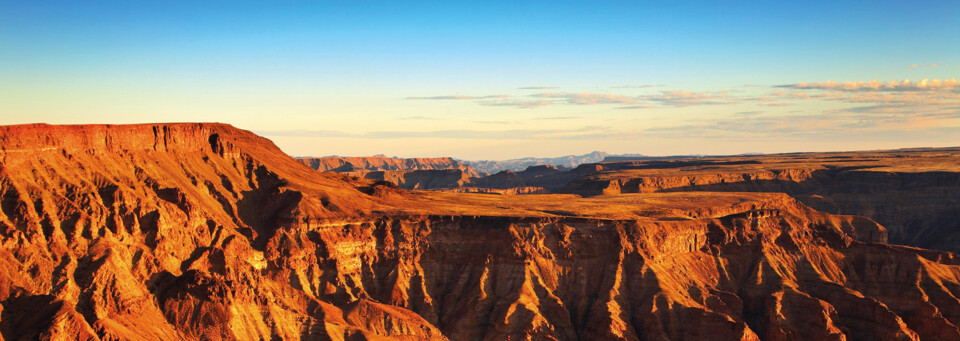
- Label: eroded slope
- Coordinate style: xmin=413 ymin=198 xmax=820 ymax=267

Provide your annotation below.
xmin=1 ymin=124 xmax=959 ymax=340
xmin=560 ymin=150 xmax=960 ymax=252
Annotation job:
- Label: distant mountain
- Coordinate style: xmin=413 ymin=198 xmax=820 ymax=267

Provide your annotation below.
xmin=6 ymin=124 xmax=960 ymax=340
xmin=464 ymin=151 xmax=608 ymax=175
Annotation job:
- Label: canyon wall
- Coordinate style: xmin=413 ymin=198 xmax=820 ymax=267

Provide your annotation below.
xmin=2 ymin=124 xmax=960 ymax=340
xmin=560 ymin=155 xmax=960 ymax=253
xmin=297 ymin=156 xmax=478 ymax=190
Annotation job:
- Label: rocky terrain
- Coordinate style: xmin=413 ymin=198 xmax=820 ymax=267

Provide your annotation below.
xmin=296 ymin=156 xmax=478 ymax=190
xmin=295 ymin=153 xmax=610 ymax=190
xmin=2 ymin=123 xmax=960 ymax=340
xmin=557 ymin=150 xmax=960 ymax=253
xmin=298 ymin=156 xmax=478 ymax=177
xmin=349 ymin=148 xmax=960 ymax=255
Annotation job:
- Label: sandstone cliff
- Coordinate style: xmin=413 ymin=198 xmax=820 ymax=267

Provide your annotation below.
xmin=2 ymin=124 xmax=960 ymax=340
xmin=297 ymin=156 xmax=479 ymax=190
xmin=298 ymin=156 xmax=475 ymax=175
xmin=560 ymin=151 xmax=960 ymax=253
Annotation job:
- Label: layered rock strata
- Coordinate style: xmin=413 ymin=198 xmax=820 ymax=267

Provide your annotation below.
xmin=561 ymin=153 xmax=960 ymax=253
xmin=1 ymin=124 xmax=959 ymax=340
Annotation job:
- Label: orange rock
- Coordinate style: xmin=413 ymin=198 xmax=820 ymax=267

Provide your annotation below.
xmin=0 ymin=123 xmax=959 ymax=340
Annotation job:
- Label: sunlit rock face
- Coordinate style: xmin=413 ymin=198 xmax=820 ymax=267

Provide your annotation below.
xmin=558 ymin=150 xmax=960 ymax=253
xmin=297 ymin=156 xmax=479 ymax=190
xmin=1 ymin=123 xmax=960 ymax=340
xmin=365 ymin=150 xmax=960 ymax=252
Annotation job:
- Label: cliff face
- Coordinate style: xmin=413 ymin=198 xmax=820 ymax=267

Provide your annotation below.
xmin=296 ymin=156 xmax=479 ymax=190
xmin=0 ymin=123 xmax=428 ymax=340
xmin=298 ymin=156 xmax=479 ymax=177
xmin=560 ymin=153 xmax=960 ymax=253
xmin=363 ymin=169 xmax=472 ymax=190
xmin=2 ymin=124 xmax=960 ymax=340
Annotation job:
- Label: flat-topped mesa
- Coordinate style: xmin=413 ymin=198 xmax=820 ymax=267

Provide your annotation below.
xmin=0 ymin=123 xmax=262 ymax=157
xmin=299 ymin=155 xmax=478 ymax=175
xmin=0 ymin=123 xmax=385 ymax=233
xmin=3 ymin=124 xmax=960 ymax=340
xmin=554 ymin=150 xmax=960 ymax=252
xmin=562 ymin=167 xmax=822 ymax=195
xmin=298 ymin=155 xmax=481 ymax=190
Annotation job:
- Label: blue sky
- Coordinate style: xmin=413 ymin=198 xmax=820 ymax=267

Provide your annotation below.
xmin=1 ymin=1 xmax=958 ymax=159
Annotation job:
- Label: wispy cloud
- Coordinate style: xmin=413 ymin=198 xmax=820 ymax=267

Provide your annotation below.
xmin=406 ymin=94 xmax=509 ymax=100
xmin=406 ymin=85 xmax=755 ymax=109
xmin=646 ymin=110 xmax=960 ymax=139
xmin=532 ymin=92 xmax=638 ymax=105
xmin=644 ymin=77 xmax=960 ymax=139
xmin=477 ymin=99 xmax=556 ymax=109
xmin=770 ymin=79 xmax=960 ymax=127
xmin=906 ymin=63 xmax=938 ymax=69
xmin=777 ymin=78 xmax=960 ymax=91
xmin=518 ymin=86 xmax=559 ymax=89
xmin=643 ymin=90 xmax=736 ymax=107
xmin=403 ymin=78 xmax=960 ymax=116
xmin=616 ymin=104 xmax=656 ymax=110
xmin=611 ymin=84 xmax=665 ymax=89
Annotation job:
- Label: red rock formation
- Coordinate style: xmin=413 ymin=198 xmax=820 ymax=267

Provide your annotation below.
xmin=299 ymin=156 xmax=479 ymax=177
xmin=442 ymin=186 xmax=550 ymax=195
xmin=0 ymin=123 xmax=433 ymax=340
xmin=297 ymin=156 xmax=479 ymax=190
xmin=559 ymin=151 xmax=960 ymax=253
xmin=1 ymin=124 xmax=960 ymax=340
xmin=355 ymin=169 xmax=473 ymax=190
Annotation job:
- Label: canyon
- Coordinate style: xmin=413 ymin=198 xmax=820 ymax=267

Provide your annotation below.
xmin=294 ymin=152 xmax=613 ymax=190
xmin=311 ymin=149 xmax=960 ymax=254
xmin=556 ymin=150 xmax=960 ymax=254
xmin=296 ymin=156 xmax=478 ymax=190
xmin=1 ymin=123 xmax=960 ymax=340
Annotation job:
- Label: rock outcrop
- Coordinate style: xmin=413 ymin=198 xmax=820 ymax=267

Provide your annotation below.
xmin=298 ymin=156 xmax=477 ymax=175
xmin=2 ymin=124 xmax=960 ymax=340
xmin=359 ymin=169 xmax=473 ymax=190
xmin=297 ymin=156 xmax=479 ymax=190
xmin=560 ymin=150 xmax=960 ymax=253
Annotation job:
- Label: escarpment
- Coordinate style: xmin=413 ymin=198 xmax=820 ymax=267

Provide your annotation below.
xmin=2 ymin=124 xmax=960 ymax=340
xmin=298 ymin=156 xmax=476 ymax=175
xmin=559 ymin=150 xmax=960 ymax=253
xmin=0 ymin=123 xmax=418 ymax=340
xmin=297 ymin=156 xmax=480 ymax=189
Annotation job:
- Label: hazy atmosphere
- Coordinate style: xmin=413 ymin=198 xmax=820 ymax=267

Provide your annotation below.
xmin=2 ymin=1 xmax=958 ymax=159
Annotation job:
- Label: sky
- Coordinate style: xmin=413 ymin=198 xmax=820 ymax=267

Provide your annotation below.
xmin=1 ymin=1 xmax=958 ymax=160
